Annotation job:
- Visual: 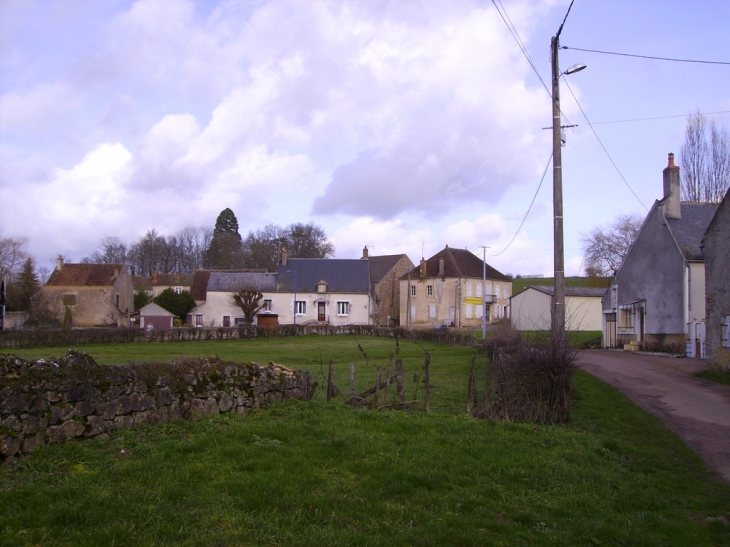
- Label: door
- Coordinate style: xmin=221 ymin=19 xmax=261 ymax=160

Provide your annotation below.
xmin=318 ymin=302 xmax=326 ymax=322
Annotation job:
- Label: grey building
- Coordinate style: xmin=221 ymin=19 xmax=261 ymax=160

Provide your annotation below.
xmin=703 ymin=187 xmax=730 ymax=368
xmin=602 ymin=154 xmax=719 ymax=356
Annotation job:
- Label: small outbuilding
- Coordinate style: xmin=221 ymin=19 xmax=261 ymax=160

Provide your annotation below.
xmin=510 ymin=286 xmax=605 ymax=331
xmin=138 ymin=302 xmax=176 ymax=331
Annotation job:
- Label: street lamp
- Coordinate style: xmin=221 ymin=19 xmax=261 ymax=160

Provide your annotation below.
xmin=286 ymin=269 xmax=298 ymax=326
xmin=551 ymin=34 xmax=585 ymax=348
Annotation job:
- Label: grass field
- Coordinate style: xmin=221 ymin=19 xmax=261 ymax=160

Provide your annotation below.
xmin=2 ymin=336 xmax=730 ymax=546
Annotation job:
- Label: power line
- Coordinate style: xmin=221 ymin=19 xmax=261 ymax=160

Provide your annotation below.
xmin=579 ymin=110 xmax=730 ymax=126
xmin=562 ymin=78 xmax=649 ymax=212
xmin=561 ymin=46 xmax=730 ymax=66
xmin=487 ymin=153 xmax=552 ymax=257
xmin=556 ymin=0 xmax=576 ymax=39
xmin=490 ymin=0 xmax=573 ymax=125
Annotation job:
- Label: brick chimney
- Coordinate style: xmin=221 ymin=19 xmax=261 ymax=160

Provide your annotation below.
xmin=281 ymin=246 xmax=288 ymax=266
xmin=662 ymin=152 xmax=681 ymax=219
xmin=152 ymin=271 xmax=158 ymax=283
xmin=56 ymin=255 xmax=64 ymax=271
xmin=419 ymin=257 xmax=427 ymax=278
xmin=362 ymin=246 xmax=369 ymax=259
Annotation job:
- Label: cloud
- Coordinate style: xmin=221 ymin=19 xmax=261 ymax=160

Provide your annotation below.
xmin=0 ymin=82 xmax=77 ymax=136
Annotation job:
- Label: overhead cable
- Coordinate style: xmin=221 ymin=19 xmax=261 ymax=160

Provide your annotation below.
xmin=561 ymin=46 xmax=730 ymax=66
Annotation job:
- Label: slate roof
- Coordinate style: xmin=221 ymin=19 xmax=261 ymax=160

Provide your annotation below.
xmin=277 ymin=259 xmax=370 ymax=293
xmin=402 ymin=246 xmax=510 ymax=282
xmin=207 ymin=271 xmax=278 ymax=292
xmin=666 ymin=203 xmax=720 ymax=261
xmin=512 ymin=285 xmax=607 ymax=299
xmin=368 ymin=254 xmax=410 ymax=283
xmin=46 ymin=264 xmax=124 ymax=287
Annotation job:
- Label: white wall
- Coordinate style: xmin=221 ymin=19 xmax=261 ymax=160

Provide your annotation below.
xmin=511 ymin=288 xmax=603 ymax=331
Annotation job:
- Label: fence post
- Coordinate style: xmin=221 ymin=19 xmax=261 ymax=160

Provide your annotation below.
xmin=350 ymin=363 xmax=357 ymax=405
xmin=396 ymin=358 xmax=405 ymax=404
xmin=374 ymin=366 xmax=381 ymax=409
xmin=424 ymin=351 xmax=431 ymax=413
xmin=467 ymin=352 xmax=476 ymax=415
xmin=384 ymin=365 xmax=391 ymax=405
xmin=327 ymin=359 xmax=334 ymax=403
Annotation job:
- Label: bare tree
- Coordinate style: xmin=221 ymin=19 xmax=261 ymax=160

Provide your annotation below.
xmin=82 ymin=236 xmax=128 ymax=264
xmin=680 ymin=112 xmax=730 ymax=203
xmin=231 ymin=289 xmax=265 ymax=325
xmin=0 ymin=236 xmax=28 ymax=280
xmin=581 ymin=214 xmax=642 ymax=276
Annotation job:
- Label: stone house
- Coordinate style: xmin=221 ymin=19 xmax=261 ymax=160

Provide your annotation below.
xmin=510 ymin=286 xmax=605 ymax=331
xmin=602 ymin=154 xmax=719 ymax=356
xmin=133 ymin=272 xmax=194 ymax=299
xmin=399 ymin=245 xmax=511 ymax=329
xmin=363 ymin=247 xmax=414 ymax=327
xmin=703 ymin=187 xmax=730 ymax=368
xmin=34 ymin=256 xmax=134 ymax=327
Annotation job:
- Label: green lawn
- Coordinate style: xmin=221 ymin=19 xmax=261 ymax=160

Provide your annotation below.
xmin=2 ymin=336 xmax=729 ymax=546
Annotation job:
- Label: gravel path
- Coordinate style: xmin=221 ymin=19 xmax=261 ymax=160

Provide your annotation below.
xmin=577 ymin=349 xmax=730 ymax=484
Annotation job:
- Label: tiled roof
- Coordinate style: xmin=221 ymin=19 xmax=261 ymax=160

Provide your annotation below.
xmin=402 ymin=246 xmax=510 ymax=282
xmin=277 ymin=259 xmax=370 ymax=293
xmin=139 ymin=302 xmax=176 ymax=316
xmin=46 ymin=264 xmax=124 ymax=287
xmin=207 ymin=271 xmax=278 ymax=292
xmin=133 ymin=276 xmax=152 ymax=291
xmin=152 ymin=273 xmax=194 ymax=287
xmin=368 ymin=254 xmax=411 ymax=283
xmin=667 ymin=203 xmax=720 ymax=261
xmin=189 ymin=271 xmax=211 ymax=301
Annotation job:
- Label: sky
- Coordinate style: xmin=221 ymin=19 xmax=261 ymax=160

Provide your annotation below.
xmin=2 ymin=0 xmax=729 ymax=277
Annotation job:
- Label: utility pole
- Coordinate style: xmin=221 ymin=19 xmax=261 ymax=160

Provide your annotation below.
xmin=551 ymin=34 xmax=566 ymax=348
xmin=479 ymin=246 xmax=489 ymax=341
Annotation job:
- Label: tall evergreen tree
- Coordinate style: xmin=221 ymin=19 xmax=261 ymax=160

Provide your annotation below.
xmin=206 ymin=209 xmax=244 ymax=269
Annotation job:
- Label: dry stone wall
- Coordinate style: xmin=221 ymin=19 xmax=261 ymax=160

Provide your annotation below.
xmin=0 ymin=350 xmax=312 ymax=462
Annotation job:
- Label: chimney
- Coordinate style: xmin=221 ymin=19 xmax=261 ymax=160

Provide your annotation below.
xmin=362 ymin=246 xmax=369 ymax=259
xmin=419 ymin=257 xmax=427 ymax=278
xmin=438 ymin=258 xmax=444 ymax=277
xmin=281 ymin=246 xmax=288 ymax=266
xmin=56 ymin=255 xmax=64 ymax=271
xmin=662 ymin=152 xmax=681 ymax=219
xmin=152 ymin=271 xmax=158 ymax=283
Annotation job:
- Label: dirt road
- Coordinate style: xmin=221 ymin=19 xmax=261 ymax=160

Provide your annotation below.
xmin=577 ymin=349 xmax=730 ymax=484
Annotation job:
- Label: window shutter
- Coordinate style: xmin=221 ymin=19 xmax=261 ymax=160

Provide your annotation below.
xmin=722 ymin=315 xmax=730 ymax=348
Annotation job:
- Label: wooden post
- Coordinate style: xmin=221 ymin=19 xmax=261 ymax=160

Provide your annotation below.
xmin=396 ymin=358 xmax=405 ymax=403
xmin=350 ymin=363 xmax=357 ymax=405
xmin=327 ymin=359 xmax=334 ymax=403
xmin=374 ymin=367 xmax=381 ymax=409
xmin=467 ymin=352 xmax=476 ymax=415
xmin=424 ymin=351 xmax=431 ymax=413
xmin=384 ymin=365 xmax=391 ymax=405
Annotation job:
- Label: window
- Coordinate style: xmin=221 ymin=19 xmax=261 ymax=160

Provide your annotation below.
xmin=410 ymin=286 xmax=416 ymax=296
xmin=466 ymin=284 xmax=473 ymax=297
xmin=115 ymin=294 xmax=120 ymax=307
xmin=337 ymin=302 xmax=350 ymax=316
xmin=495 ymin=286 xmax=501 ymax=299
xmin=317 ymin=281 xmax=327 ymax=293
xmin=465 ymin=304 xmax=473 ymax=318
xmin=476 ymin=304 xmax=483 ymax=318
xmin=195 ymin=314 xmax=203 ymax=326
xmin=295 ymin=301 xmax=306 ymax=315
xmin=429 ymin=303 xmax=437 ymax=318
xmin=174 ymin=287 xmax=182 ymax=294
xmin=619 ymin=308 xmax=634 ymax=331
xmin=427 ymin=285 xmax=433 ymax=296
xmin=62 ymin=294 xmax=76 ymax=306
xmin=722 ymin=315 xmax=730 ymax=348
xmin=262 ymin=299 xmax=272 ymax=312
xmin=223 ymin=316 xmax=230 ymax=327
xmin=611 ymin=286 xmax=618 ymax=310
xmin=234 ymin=317 xmax=246 ymax=326
xmin=476 ymin=284 xmax=482 ymax=298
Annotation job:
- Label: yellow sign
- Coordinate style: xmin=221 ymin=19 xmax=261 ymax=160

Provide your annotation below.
xmin=465 ymin=297 xmax=483 ymax=305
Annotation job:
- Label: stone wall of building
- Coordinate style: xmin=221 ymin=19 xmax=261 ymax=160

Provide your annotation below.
xmin=0 ymin=350 xmax=312 ymax=462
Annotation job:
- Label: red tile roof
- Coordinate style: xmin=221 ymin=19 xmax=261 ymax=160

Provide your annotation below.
xmin=46 ymin=264 xmax=124 ymax=287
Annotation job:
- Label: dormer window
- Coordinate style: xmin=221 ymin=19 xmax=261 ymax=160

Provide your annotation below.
xmin=317 ymin=280 xmax=328 ymax=293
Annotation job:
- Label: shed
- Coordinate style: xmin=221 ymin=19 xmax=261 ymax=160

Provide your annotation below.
xmin=510 ymin=286 xmax=605 ymax=331
xmin=139 ymin=302 xmax=176 ymax=331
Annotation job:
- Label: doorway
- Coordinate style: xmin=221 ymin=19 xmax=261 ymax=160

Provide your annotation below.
xmin=318 ymin=302 xmax=326 ymax=322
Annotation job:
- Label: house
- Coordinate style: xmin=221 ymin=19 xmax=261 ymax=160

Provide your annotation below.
xmin=187 ymin=250 xmax=372 ymax=327
xmin=703 ymin=187 xmax=730 ymax=368
xmin=364 ymin=247 xmax=414 ymax=327
xmin=510 ymin=286 xmax=605 ymax=331
xmin=137 ymin=302 xmax=177 ymax=331
xmin=276 ymin=253 xmax=371 ymax=325
xmin=33 ymin=256 xmax=134 ymax=327
xmin=399 ymin=245 xmax=512 ymax=329
xmin=602 ymin=154 xmax=719 ymax=356
xmin=133 ymin=272 xmax=194 ymax=298
xmin=188 ymin=271 xmax=278 ymax=327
